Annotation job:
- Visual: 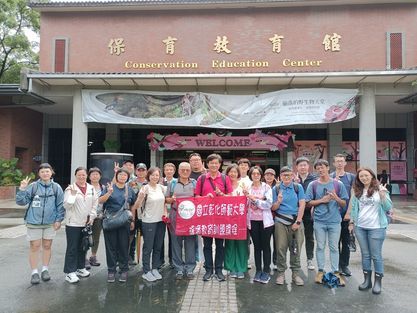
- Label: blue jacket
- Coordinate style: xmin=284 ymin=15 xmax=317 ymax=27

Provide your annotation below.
xmin=16 ymin=180 xmax=65 ymax=225
xmin=349 ymin=191 xmax=392 ymax=228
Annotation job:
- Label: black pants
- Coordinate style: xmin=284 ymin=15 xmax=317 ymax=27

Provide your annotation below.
xmin=142 ymin=221 xmax=165 ymax=273
xmin=104 ymin=224 xmax=130 ymax=273
xmin=160 ymin=223 xmax=172 ymax=266
xmin=339 ymin=220 xmax=350 ymax=268
xmin=64 ymin=226 xmax=86 ymax=274
xmin=203 ymin=236 xmax=225 ymax=273
xmin=272 ymin=224 xmax=277 ymax=265
xmin=129 ymin=219 xmax=142 ymax=259
xmin=303 ymin=215 xmax=315 ymax=260
xmin=249 ymin=220 xmax=273 ymax=273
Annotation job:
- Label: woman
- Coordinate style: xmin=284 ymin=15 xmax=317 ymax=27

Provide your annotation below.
xmin=87 ymin=167 xmax=104 ymax=267
xmin=133 ymin=167 xmax=167 ymax=282
xmin=16 ymin=163 xmax=65 ymax=285
xmin=345 ymin=167 xmax=392 ymax=295
xmin=263 ymin=168 xmax=278 ymax=270
xmin=99 ymin=168 xmax=136 ymax=283
xmin=224 ymin=164 xmax=248 ymax=279
xmin=245 ymin=166 xmax=273 ymax=284
xmin=63 ymin=167 xmax=98 ymax=284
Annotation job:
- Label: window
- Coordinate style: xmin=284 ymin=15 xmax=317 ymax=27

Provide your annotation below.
xmin=387 ymin=32 xmax=404 ymax=69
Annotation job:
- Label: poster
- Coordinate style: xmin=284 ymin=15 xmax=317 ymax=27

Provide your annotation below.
xmin=341 ymin=142 xmax=359 ymax=161
xmin=390 ymin=142 xmax=407 ymax=161
xmin=376 ymin=142 xmax=389 ymax=160
xmin=390 ymin=161 xmax=407 ymax=181
xmin=293 ymin=140 xmax=327 ymax=166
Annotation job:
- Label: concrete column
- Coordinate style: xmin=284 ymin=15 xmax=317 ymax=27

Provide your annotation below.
xmin=327 ymin=122 xmax=343 ymax=171
xmin=359 ymin=84 xmax=377 ymax=172
xmin=70 ymin=88 xmax=88 ymax=183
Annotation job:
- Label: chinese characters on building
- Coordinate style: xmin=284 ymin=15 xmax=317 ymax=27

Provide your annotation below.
xmin=322 ymin=33 xmax=342 ymax=52
xmin=108 ymin=38 xmax=125 ymax=56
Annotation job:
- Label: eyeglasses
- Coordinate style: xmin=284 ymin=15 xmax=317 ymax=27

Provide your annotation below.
xmin=179 ymin=168 xmax=191 ymax=171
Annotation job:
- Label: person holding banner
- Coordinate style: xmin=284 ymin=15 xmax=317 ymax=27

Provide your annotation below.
xmin=245 ymin=166 xmax=274 ymax=284
xmin=224 ymin=164 xmax=248 ymax=279
xmin=195 ymin=154 xmax=232 ymax=282
xmin=165 ymin=162 xmax=197 ymax=280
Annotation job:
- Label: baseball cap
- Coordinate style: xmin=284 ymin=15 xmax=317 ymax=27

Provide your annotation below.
xmin=136 ymin=163 xmax=147 ymax=170
xmin=264 ymin=168 xmax=276 ymax=176
xmin=280 ymin=166 xmax=293 ymax=174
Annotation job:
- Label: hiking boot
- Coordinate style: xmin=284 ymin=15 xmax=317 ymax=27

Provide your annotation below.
xmin=275 ymin=273 xmax=285 ymax=285
xmin=119 ymin=272 xmax=128 ymax=283
xmin=292 ymin=273 xmax=304 ymax=286
xmin=31 ymin=273 xmax=40 ymax=285
xmin=315 ymin=271 xmax=324 ymax=284
xmin=186 ymin=272 xmax=195 ymax=280
xmin=237 ymin=272 xmax=245 ymax=279
xmin=216 ymin=271 xmax=226 ymax=282
xmin=307 ymin=259 xmax=315 ymax=271
xmin=341 ymin=266 xmax=352 ymax=276
xmin=76 ymin=268 xmax=90 ymax=278
xmin=107 ymin=272 xmax=116 ymax=283
xmin=253 ymin=271 xmax=262 ymax=283
xmin=142 ymin=271 xmax=157 ymax=282
xmin=359 ymin=270 xmax=372 ymax=291
xmin=89 ymin=256 xmax=101 ymax=267
xmin=334 ymin=271 xmax=346 ymax=287
xmin=151 ymin=269 xmax=162 ymax=280
xmin=65 ymin=272 xmax=80 ymax=284
xmin=41 ymin=270 xmax=51 ymax=282
xmin=176 ymin=271 xmax=184 ymax=280
xmin=259 ymin=272 xmax=270 ymax=284
xmin=85 ymin=259 xmax=91 ymax=270
xmin=203 ymin=271 xmax=214 ymax=281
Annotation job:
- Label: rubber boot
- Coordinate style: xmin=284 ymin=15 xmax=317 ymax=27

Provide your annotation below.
xmin=358 ymin=270 xmax=372 ymax=291
xmin=372 ymin=272 xmax=383 ymax=295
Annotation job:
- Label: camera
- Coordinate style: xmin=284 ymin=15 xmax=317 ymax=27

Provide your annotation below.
xmin=81 ymin=224 xmax=94 ymax=251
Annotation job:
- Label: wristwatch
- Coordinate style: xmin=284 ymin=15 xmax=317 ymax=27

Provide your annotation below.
xmin=295 ymin=221 xmax=301 ymax=225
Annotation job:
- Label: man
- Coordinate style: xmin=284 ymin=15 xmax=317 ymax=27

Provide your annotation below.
xmin=295 ymin=156 xmax=317 ymax=271
xmin=195 ymin=153 xmax=232 ymax=282
xmin=165 ymin=162 xmax=197 ymax=280
xmin=189 ymin=153 xmax=206 ymax=180
xmin=305 ymin=159 xmax=348 ymax=286
xmin=128 ymin=163 xmax=148 ymax=266
xmin=161 ymin=163 xmax=177 ymax=268
xmin=123 ymin=159 xmax=136 ymax=182
xmin=272 ymin=166 xmax=306 ymax=286
xmin=331 ymin=154 xmax=355 ymax=277
xmin=237 ymin=158 xmax=252 ymax=187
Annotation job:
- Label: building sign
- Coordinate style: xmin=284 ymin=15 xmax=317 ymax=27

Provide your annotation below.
xmin=82 ymin=88 xmax=357 ymax=129
xmin=147 ymin=130 xmax=293 ymax=151
xmin=175 ymin=196 xmax=247 ymax=240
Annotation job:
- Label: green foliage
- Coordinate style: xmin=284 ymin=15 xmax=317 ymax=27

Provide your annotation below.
xmin=0 ymin=157 xmax=35 ymax=186
xmin=0 ymin=0 xmax=40 ymax=83
xmin=103 ymin=140 xmax=121 ymax=152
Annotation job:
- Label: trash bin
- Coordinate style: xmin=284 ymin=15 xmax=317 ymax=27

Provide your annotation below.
xmin=90 ymin=153 xmax=134 ymax=185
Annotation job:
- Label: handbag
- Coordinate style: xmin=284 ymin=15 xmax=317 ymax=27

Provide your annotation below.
xmin=102 ymin=184 xmax=133 ymax=231
xmin=348 ymin=231 xmax=356 ymax=252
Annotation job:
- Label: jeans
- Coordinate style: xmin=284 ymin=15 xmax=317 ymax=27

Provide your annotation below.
xmin=249 ymin=220 xmax=273 ymax=273
xmin=314 ymin=222 xmax=341 ymax=273
xmin=339 ymin=221 xmax=350 ymax=268
xmin=354 ymin=226 xmax=386 ymax=274
xmin=64 ymin=226 xmax=86 ymax=273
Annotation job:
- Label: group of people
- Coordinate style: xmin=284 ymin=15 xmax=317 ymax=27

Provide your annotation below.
xmin=16 ymin=152 xmax=392 ymax=295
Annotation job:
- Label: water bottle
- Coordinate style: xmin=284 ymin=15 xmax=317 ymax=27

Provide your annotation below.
xmin=32 ymin=195 xmax=41 ymax=208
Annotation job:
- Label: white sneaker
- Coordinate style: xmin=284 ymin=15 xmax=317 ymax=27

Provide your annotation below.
xmin=142 ymin=271 xmax=157 ymax=282
xmin=151 ymin=269 xmax=162 ymax=280
xmin=76 ymin=268 xmax=90 ymax=278
xmin=65 ymin=272 xmax=80 ymax=284
xmin=307 ymin=259 xmax=315 ymax=271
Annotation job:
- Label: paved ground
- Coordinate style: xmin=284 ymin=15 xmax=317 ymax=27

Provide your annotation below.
xmin=0 ymin=196 xmax=416 ymax=313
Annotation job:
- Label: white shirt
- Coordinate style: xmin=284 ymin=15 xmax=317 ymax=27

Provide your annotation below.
xmin=142 ymin=184 xmax=167 ymax=223
xmin=357 ymin=190 xmax=381 ymax=229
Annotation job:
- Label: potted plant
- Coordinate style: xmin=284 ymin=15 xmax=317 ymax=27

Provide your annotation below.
xmin=103 ymin=140 xmax=121 ymax=153
xmin=0 ymin=158 xmax=34 ymax=200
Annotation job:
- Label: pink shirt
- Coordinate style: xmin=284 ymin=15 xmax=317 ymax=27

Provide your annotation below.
xmin=195 ymin=172 xmax=233 ymax=196
xmin=249 ymin=186 xmax=264 ymax=221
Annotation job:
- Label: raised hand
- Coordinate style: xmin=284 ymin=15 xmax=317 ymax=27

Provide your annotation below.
xmin=277 ymin=190 xmax=283 ymax=203
xmin=70 ymin=185 xmax=77 ymax=196
xmin=114 ymin=162 xmax=120 ymax=173
xmin=20 ymin=176 xmax=31 ymax=190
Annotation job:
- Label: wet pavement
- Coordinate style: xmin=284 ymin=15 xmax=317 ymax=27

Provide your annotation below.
xmin=0 ymin=196 xmax=416 ymax=313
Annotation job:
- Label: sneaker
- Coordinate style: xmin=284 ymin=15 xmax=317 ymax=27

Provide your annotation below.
xmin=128 ymin=257 xmax=137 ymax=266
xmin=237 ymin=272 xmax=245 ymax=279
xmin=307 ymin=259 xmax=315 ymax=271
xmin=169 ymin=262 xmax=175 ymax=269
xmin=229 ymin=272 xmax=237 ymax=278
xmin=186 ymin=272 xmax=195 ymax=280
xmin=107 ymin=272 xmax=116 ymax=283
xmin=151 ymin=269 xmax=162 ymax=280
xmin=176 ymin=271 xmax=184 ymax=280
xmin=203 ymin=271 xmax=214 ymax=281
xmin=65 ymin=272 xmax=80 ymax=284
xmin=334 ymin=272 xmax=346 ymax=287
xmin=31 ymin=273 xmax=40 ymax=285
xmin=341 ymin=266 xmax=352 ymax=277
xmin=275 ymin=273 xmax=285 ymax=285
xmin=259 ymin=272 xmax=270 ymax=284
xmin=41 ymin=270 xmax=51 ymax=282
xmin=76 ymin=268 xmax=90 ymax=278
xmin=215 ymin=271 xmax=226 ymax=282
xmin=89 ymin=256 xmax=101 ymax=267
xmin=119 ymin=272 xmax=128 ymax=283
xmin=292 ymin=273 xmax=304 ymax=286
xmin=315 ymin=271 xmax=324 ymax=284
xmin=253 ymin=271 xmax=262 ymax=283
xmin=142 ymin=271 xmax=157 ymax=282
xmin=85 ymin=259 xmax=91 ymax=270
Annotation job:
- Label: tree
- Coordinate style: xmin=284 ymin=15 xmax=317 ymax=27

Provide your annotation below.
xmin=0 ymin=0 xmax=39 ymax=83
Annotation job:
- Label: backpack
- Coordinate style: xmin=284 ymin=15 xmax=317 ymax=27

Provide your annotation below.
xmin=311 ymin=179 xmax=341 ymax=200
xmin=330 ymin=172 xmax=355 ymax=189
xmin=167 ymin=178 xmax=197 ymax=197
xmin=24 ymin=181 xmax=60 ymax=220
xmin=199 ymin=174 xmax=228 ymax=195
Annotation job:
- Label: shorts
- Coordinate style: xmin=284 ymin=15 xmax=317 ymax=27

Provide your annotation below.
xmin=26 ymin=226 xmax=56 ymax=241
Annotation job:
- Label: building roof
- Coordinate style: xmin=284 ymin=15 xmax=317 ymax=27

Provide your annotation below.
xmin=0 ymin=84 xmax=54 ymax=107
xmin=396 ymin=91 xmax=417 ymax=104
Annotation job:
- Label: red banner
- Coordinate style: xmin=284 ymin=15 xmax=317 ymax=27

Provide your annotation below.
xmin=175 ymin=196 xmax=248 ymax=240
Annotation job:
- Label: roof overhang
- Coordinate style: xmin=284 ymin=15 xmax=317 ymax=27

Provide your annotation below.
xmin=29 ymin=0 xmax=417 ymax=12
xmin=0 ymin=84 xmax=54 ymax=107
xmin=397 ymin=91 xmax=417 ymax=104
